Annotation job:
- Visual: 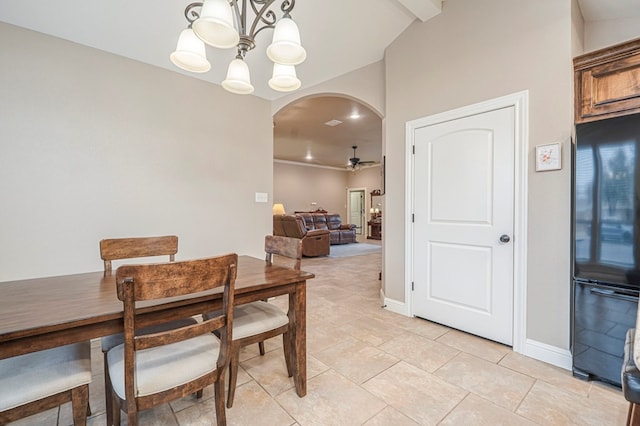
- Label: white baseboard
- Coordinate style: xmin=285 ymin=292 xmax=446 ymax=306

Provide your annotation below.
xmin=381 ymin=290 xmax=409 ymax=316
xmin=379 ymin=290 xmax=572 ymax=371
xmin=520 ymin=338 xmax=572 ymax=371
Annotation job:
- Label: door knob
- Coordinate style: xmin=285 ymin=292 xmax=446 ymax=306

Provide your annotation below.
xmin=499 ymin=234 xmax=511 ymax=243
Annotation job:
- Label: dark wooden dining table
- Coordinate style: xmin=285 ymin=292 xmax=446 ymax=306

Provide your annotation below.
xmin=0 ymin=255 xmax=313 ymax=397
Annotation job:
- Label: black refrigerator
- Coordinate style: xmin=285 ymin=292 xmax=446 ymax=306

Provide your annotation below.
xmin=572 ymin=113 xmax=640 ymax=387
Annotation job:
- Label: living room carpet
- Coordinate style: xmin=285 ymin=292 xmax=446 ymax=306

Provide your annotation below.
xmin=328 ymin=243 xmax=382 ymax=258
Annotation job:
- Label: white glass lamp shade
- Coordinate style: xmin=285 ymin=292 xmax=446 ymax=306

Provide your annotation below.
xmin=268 ymin=63 xmax=301 ymax=92
xmin=192 ymin=0 xmax=239 ymax=48
xmin=170 ymin=28 xmax=211 ymax=73
xmin=266 ymin=17 xmax=306 ymax=65
xmin=221 ymin=58 xmax=254 ymax=94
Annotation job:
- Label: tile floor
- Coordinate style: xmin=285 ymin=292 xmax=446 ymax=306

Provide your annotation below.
xmin=12 ymin=250 xmax=630 ymax=425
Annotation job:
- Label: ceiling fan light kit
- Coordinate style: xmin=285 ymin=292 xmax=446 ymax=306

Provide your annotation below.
xmin=171 ymin=0 xmax=305 ymax=95
xmin=348 ymin=145 xmax=375 ymax=171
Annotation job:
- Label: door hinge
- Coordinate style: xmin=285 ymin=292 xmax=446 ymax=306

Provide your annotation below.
xmin=412 ymin=145 xmax=415 ymax=155
xmin=412 ymin=281 xmax=414 ymax=291
xmin=412 ymin=214 xmax=415 ymax=223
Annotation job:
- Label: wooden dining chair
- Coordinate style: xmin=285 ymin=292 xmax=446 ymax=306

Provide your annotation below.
xmin=0 ymin=342 xmax=92 ymax=425
xmin=99 ymin=235 xmax=199 ymax=426
xmin=100 ymin=235 xmax=179 ymax=273
xmin=106 ymin=254 xmax=237 ymax=426
xmin=205 ymin=235 xmax=301 ymax=408
xmin=256 ymin=234 xmax=302 ymax=355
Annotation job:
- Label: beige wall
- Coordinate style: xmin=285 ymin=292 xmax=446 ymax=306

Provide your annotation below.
xmin=273 ymin=162 xmax=348 ymax=215
xmin=385 ymin=0 xmax=574 ymax=350
xmin=272 ymin=162 xmax=381 ymax=220
xmin=272 ymin=60 xmax=386 ymax=117
xmin=571 ymin=0 xmax=585 ymax=56
xmin=0 ymin=23 xmax=273 ymax=281
xmin=346 ymin=166 xmax=383 ymax=196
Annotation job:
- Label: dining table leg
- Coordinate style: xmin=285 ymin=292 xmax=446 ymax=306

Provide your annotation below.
xmin=289 ymin=280 xmax=307 ymax=397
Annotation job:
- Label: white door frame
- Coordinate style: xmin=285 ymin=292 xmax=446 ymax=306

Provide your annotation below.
xmin=405 ymin=91 xmax=528 ymax=354
xmin=347 ymin=187 xmax=367 ymax=236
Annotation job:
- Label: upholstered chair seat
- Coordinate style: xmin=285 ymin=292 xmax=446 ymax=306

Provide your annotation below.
xmin=0 ymin=342 xmax=92 ymax=425
xmin=108 ymin=334 xmax=220 ymax=398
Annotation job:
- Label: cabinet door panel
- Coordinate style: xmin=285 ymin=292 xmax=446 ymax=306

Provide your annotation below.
xmin=575 ymin=38 xmax=640 ymax=123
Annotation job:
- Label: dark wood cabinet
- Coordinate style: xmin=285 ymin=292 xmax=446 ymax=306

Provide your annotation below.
xmin=367 ymin=220 xmax=381 ymax=240
xmin=574 ymin=37 xmax=640 ymax=123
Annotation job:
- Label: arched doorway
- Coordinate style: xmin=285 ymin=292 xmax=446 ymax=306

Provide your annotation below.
xmin=272 ymin=94 xmax=384 ymax=242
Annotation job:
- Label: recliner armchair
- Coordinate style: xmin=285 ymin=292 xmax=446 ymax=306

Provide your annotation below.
xmin=325 ymin=213 xmax=357 ymax=244
xmin=273 ymin=214 xmax=330 ymax=257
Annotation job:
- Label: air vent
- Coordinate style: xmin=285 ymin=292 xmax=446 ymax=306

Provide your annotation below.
xmin=324 ymin=119 xmax=343 ymax=127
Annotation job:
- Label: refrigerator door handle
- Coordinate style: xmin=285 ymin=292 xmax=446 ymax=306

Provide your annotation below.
xmin=590 ymin=287 xmax=639 ymax=302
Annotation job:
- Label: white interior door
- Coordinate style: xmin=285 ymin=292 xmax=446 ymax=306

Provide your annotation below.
xmin=348 ymin=189 xmax=365 ymax=235
xmin=412 ymin=106 xmax=515 ymax=345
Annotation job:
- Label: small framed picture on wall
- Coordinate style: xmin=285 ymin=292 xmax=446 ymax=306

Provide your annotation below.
xmin=535 ymin=143 xmax=561 ymax=171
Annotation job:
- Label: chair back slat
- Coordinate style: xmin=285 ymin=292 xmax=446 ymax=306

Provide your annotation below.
xmin=265 ymin=235 xmax=302 ymax=271
xmin=100 ymin=236 xmax=178 ymax=272
xmin=135 ymin=318 xmax=225 ymax=351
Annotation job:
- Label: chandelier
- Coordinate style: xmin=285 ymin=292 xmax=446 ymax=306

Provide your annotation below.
xmin=170 ymin=0 xmax=306 ymax=95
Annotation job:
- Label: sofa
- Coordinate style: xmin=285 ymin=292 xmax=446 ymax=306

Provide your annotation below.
xmin=273 ymin=214 xmax=330 ymax=257
xmin=296 ymin=213 xmax=357 ymax=245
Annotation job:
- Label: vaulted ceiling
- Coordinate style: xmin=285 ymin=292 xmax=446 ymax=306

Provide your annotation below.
xmin=1 ymin=0 xmax=637 ymax=167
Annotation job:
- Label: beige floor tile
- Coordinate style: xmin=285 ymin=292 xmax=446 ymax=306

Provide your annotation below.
xmin=435 ymin=352 xmax=534 ymax=411
xmin=387 ymin=314 xmax=451 ymax=340
xmin=240 ymin=348 xmax=295 ymax=397
xmin=379 ymin=333 xmax=459 ymax=373
xmin=516 ymin=380 xmax=628 ymax=425
xmin=362 ymin=406 xmax=420 ymax=425
xmin=499 ymin=352 xmax=591 ymax=397
xmin=435 ymin=329 xmax=511 ymax=363
xmin=337 ymin=315 xmax=410 ymax=347
xmin=309 ymin=306 xmax=362 ymax=329
xmin=87 ymin=413 xmax=107 ymax=425
xmin=362 ymin=361 xmax=467 ymax=425
xmin=590 ymin=380 xmax=627 ymax=406
xmin=118 ymin=403 xmax=179 ymax=426
xmin=227 ymin=381 xmax=294 ymax=426
xmin=277 ymin=369 xmax=386 ymax=426
xmin=307 ymin=354 xmax=331 ymax=379
xmin=314 ymin=336 xmax=399 ymax=384
xmin=172 ymin=392 xmax=222 ymax=426
xmin=306 ymin=321 xmax=353 ymax=354
xmin=441 ymin=394 xmax=538 ymax=425
xmin=238 ymin=337 xmax=282 ymax=362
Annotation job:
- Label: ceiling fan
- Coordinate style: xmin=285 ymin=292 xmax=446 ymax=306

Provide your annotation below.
xmin=348 ymin=145 xmax=376 ymax=170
